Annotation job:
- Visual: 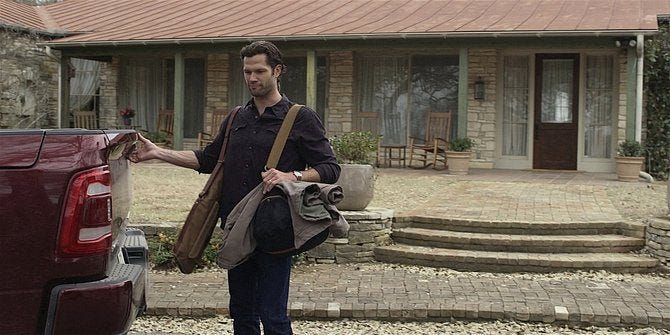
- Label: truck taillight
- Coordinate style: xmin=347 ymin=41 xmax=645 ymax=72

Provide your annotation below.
xmin=58 ymin=166 xmax=112 ymax=257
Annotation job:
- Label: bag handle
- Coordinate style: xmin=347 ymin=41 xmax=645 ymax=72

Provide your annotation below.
xmin=218 ymin=106 xmax=242 ymax=163
xmin=265 ymin=104 xmax=302 ymax=169
xmin=199 ymin=106 xmax=241 ymax=196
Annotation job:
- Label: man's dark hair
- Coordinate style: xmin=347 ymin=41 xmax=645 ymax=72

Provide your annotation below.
xmin=240 ymin=40 xmax=285 ymax=74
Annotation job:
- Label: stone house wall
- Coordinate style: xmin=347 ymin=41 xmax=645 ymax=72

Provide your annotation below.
xmin=0 ymin=28 xmax=59 ymax=129
xmin=467 ymin=48 xmax=498 ymax=168
xmin=326 ymin=51 xmax=354 ymax=136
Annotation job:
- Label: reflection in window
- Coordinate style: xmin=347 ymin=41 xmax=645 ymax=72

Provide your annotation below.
xmin=502 ymin=55 xmax=529 ymax=156
xmin=409 ymin=55 xmax=459 ymax=143
xmin=358 ymin=54 xmax=458 ymax=146
xmin=359 ymin=56 xmax=409 ymax=145
xmin=584 ymin=55 xmax=614 ymax=158
xmin=541 ymin=59 xmax=574 ymax=123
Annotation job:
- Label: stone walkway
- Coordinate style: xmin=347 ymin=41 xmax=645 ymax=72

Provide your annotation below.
xmin=141 ymin=169 xmax=670 ymax=328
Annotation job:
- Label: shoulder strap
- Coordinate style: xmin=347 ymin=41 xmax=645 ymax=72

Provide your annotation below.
xmin=218 ymin=106 xmax=242 ymax=162
xmin=266 ymin=104 xmax=302 ymax=169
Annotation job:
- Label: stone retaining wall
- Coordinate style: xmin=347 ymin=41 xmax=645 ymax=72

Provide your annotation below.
xmin=134 ymin=207 xmax=394 ymax=265
xmin=646 ymin=217 xmax=670 ymax=266
xmin=306 ymin=208 xmax=393 ymax=264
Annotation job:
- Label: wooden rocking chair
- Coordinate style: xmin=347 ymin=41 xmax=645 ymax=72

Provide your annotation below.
xmin=197 ymin=110 xmax=227 ymax=149
xmin=73 ymin=111 xmax=98 ymax=129
xmin=408 ymin=111 xmax=452 ymax=170
xmin=157 ymin=109 xmax=174 ymax=146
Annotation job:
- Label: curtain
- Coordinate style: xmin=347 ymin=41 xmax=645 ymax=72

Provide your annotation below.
xmin=359 ymin=56 xmax=408 ymax=146
xmin=502 ymin=55 xmax=529 ymax=156
xmin=119 ymin=58 xmax=162 ymax=131
xmin=69 ymin=58 xmax=101 ymax=112
xmin=584 ymin=55 xmax=614 ymax=158
xmin=541 ymin=59 xmax=574 ymax=123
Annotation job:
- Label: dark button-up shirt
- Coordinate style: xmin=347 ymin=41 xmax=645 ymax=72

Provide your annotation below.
xmin=193 ymin=96 xmax=340 ymax=223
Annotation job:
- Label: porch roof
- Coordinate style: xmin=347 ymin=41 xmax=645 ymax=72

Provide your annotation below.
xmin=3 ymin=0 xmax=670 ymax=47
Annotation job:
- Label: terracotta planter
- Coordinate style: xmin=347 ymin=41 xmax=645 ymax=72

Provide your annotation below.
xmin=446 ymin=151 xmax=472 ymax=175
xmin=615 ymin=156 xmax=644 ymax=182
xmin=335 ymin=164 xmax=375 ymax=211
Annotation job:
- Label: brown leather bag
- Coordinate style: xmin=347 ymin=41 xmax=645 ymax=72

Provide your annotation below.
xmin=173 ymin=106 xmax=240 ymax=274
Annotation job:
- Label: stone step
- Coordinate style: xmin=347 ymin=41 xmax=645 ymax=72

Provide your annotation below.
xmin=394 ymin=216 xmax=645 ymax=237
xmin=374 ymin=244 xmax=659 ymax=273
xmin=392 ymin=228 xmax=644 ymax=253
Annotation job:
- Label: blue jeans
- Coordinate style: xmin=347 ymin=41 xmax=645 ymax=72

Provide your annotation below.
xmin=228 ymin=251 xmax=293 ymax=335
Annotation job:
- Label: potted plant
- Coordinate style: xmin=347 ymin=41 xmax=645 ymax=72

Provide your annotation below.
xmin=446 ymin=137 xmax=475 ymax=175
xmin=615 ymin=139 xmax=644 ymax=182
xmin=119 ymin=107 xmax=135 ymax=126
xmin=330 ymin=131 xmax=378 ymax=211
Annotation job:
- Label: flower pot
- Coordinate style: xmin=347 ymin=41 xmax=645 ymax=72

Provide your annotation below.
xmin=615 ymin=156 xmax=644 ymax=182
xmin=446 ymin=151 xmax=472 ymax=175
xmin=122 ymin=117 xmax=132 ymax=126
xmin=335 ymin=163 xmax=375 ymax=211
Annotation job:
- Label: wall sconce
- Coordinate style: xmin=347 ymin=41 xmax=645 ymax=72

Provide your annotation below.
xmin=474 ymin=76 xmax=485 ymax=101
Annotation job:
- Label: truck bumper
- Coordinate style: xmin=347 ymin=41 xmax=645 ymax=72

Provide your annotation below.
xmin=44 ymin=229 xmax=148 ymax=335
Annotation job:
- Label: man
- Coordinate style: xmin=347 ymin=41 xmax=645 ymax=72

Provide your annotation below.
xmin=130 ymin=40 xmax=340 ymax=335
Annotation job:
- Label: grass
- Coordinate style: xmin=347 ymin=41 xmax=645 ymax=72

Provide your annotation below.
xmin=130 ymin=162 xmax=209 ymax=224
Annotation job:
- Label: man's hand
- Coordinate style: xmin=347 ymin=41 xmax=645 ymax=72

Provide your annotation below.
xmin=261 ymin=168 xmax=296 ymax=194
xmin=128 ymin=133 xmax=161 ymax=163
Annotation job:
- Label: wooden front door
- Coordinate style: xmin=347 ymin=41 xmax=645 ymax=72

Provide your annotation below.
xmin=533 ymin=54 xmax=579 ymax=170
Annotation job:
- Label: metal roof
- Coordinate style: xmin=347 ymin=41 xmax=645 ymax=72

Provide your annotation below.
xmin=1 ymin=0 xmax=669 ymax=47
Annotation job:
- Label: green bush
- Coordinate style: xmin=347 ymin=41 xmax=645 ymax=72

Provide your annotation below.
xmin=644 ymin=20 xmax=670 ymax=180
xmin=330 ymin=131 xmax=378 ymax=164
xmin=617 ymin=139 xmax=644 ymax=157
xmin=448 ymin=137 xmax=475 ymax=152
xmin=141 ymin=130 xmax=168 ymax=143
xmin=147 ymin=230 xmax=220 ymax=270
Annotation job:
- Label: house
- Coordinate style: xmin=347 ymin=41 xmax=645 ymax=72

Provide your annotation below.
xmin=2 ymin=0 xmax=669 ymax=172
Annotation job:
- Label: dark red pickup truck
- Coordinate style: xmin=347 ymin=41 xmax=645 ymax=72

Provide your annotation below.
xmin=0 ymin=129 xmax=148 ymax=335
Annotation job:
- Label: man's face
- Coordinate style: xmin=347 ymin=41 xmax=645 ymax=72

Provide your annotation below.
xmin=243 ymin=54 xmax=281 ymax=98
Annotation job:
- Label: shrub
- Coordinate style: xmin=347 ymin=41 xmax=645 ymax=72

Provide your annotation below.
xmin=448 ymin=137 xmax=475 ymax=152
xmin=617 ymin=139 xmax=644 ymax=157
xmin=330 ymin=131 xmax=378 ymax=164
xmin=147 ymin=230 xmax=220 ymax=270
xmin=141 ymin=130 xmax=168 ymax=143
xmin=644 ymin=21 xmax=670 ymax=180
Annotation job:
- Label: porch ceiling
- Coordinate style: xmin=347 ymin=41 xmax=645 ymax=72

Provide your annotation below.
xmin=2 ymin=0 xmax=669 ymax=47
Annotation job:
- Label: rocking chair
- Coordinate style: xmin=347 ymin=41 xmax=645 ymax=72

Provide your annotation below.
xmin=408 ymin=111 xmax=452 ymax=170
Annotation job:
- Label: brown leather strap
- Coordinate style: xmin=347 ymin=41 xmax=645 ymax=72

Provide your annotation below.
xmin=266 ymin=104 xmax=302 ymax=169
xmin=199 ymin=106 xmax=240 ymax=196
xmin=218 ymin=106 xmax=242 ymax=163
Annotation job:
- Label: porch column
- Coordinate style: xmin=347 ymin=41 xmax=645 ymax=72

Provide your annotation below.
xmin=58 ymin=55 xmax=70 ymax=128
xmin=457 ymin=48 xmax=469 ymax=137
xmin=625 ymin=47 xmax=637 ymax=141
xmin=306 ymin=50 xmax=317 ymax=110
xmin=173 ymin=52 xmax=185 ymax=150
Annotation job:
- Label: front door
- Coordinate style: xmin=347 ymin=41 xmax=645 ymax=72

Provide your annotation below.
xmin=533 ymin=54 xmax=579 ymax=170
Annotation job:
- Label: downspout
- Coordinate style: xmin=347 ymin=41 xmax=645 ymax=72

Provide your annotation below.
xmin=635 ymin=34 xmax=644 ymax=143
xmin=634 ymin=35 xmax=653 ymax=183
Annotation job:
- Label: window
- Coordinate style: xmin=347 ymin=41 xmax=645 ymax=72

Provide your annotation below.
xmin=358 ymin=54 xmax=458 ymax=146
xmin=584 ymin=55 xmax=614 ymax=158
xmin=501 ymin=55 xmax=529 ymax=156
xmin=69 ymin=58 xmax=101 ymax=115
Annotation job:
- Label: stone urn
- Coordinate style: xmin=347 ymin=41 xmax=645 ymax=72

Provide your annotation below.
xmin=615 ymin=156 xmax=644 ymax=182
xmin=446 ymin=151 xmax=472 ymax=175
xmin=335 ymin=164 xmax=375 ymax=211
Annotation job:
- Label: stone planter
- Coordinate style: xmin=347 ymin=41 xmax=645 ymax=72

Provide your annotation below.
xmin=335 ymin=163 xmax=375 ymax=211
xmin=615 ymin=156 xmax=644 ymax=182
xmin=446 ymin=151 xmax=472 ymax=175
